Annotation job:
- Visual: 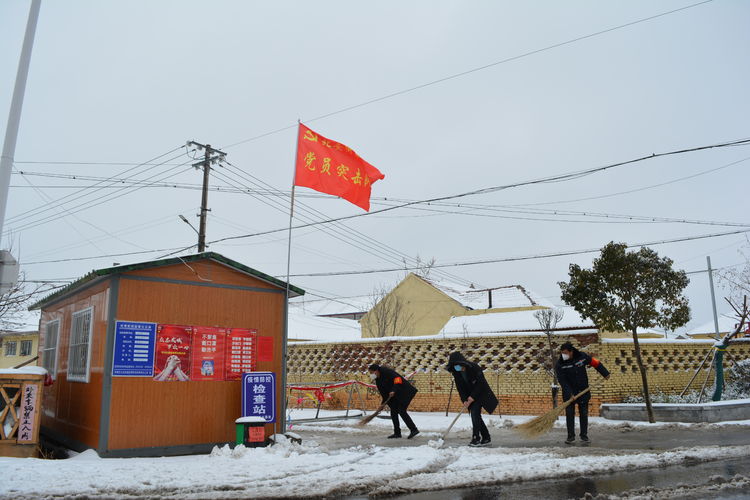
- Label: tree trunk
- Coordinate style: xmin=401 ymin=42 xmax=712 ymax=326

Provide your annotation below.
xmin=632 ymin=329 xmax=655 ymax=423
xmin=546 ymin=332 xmax=559 ymax=408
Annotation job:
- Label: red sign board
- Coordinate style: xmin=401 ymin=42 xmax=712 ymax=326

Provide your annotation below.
xmin=191 ymin=326 xmax=227 ymax=381
xmin=226 ymin=328 xmax=258 ymax=381
xmin=153 ymin=324 xmax=192 ymax=381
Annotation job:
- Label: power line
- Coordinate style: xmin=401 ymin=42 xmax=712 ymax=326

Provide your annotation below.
xmin=221 ymin=0 xmax=714 ymax=150
xmin=5 ymin=146 xmax=188 ymax=231
xmin=207 ymin=137 xmax=750 ymax=246
xmin=285 ymin=228 xmax=750 ymax=277
xmin=218 ymin=160 xmax=478 ymax=287
xmin=5 ymin=153 xmax=196 ymax=235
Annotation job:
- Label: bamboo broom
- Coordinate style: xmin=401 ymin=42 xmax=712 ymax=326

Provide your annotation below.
xmin=515 ymin=388 xmax=591 ymax=438
xmin=356 ymin=395 xmax=392 ymax=427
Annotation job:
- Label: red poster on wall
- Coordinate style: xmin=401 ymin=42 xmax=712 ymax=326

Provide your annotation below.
xmin=191 ymin=326 xmax=227 ymax=381
xmin=257 ymin=336 xmax=274 ymax=362
xmin=153 ymin=324 xmax=192 ymax=381
xmin=226 ymin=328 xmax=257 ymax=381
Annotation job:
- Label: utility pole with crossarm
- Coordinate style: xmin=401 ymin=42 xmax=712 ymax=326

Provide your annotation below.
xmin=186 ymin=141 xmax=226 ymax=252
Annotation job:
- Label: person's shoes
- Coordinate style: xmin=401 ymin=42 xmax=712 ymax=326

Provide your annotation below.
xmin=478 ymin=437 xmax=492 ymax=447
xmin=468 ymin=438 xmax=481 ymax=447
xmin=580 ymin=435 xmax=589 ymax=443
xmin=565 ymin=436 xmax=575 ymax=444
xmin=387 ymin=433 xmax=402 ymax=439
xmin=407 ymin=430 xmax=420 ymax=440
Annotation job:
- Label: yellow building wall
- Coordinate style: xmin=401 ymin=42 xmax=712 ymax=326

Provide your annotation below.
xmin=360 ymin=274 xmax=467 ymax=338
xmin=0 ymin=333 xmax=40 ymax=369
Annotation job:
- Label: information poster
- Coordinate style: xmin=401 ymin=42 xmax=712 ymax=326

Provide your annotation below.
xmin=226 ymin=328 xmax=257 ymax=381
xmin=191 ymin=326 xmax=227 ymax=381
xmin=153 ymin=324 xmax=192 ymax=381
xmin=112 ymin=321 xmax=157 ymax=377
xmin=17 ymin=384 xmax=38 ymax=443
xmin=241 ymin=371 xmax=276 ymax=422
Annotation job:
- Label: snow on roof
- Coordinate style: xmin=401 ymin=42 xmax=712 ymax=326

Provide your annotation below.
xmin=438 ymin=307 xmax=596 ymax=336
xmin=0 ymin=366 xmax=47 ymax=376
xmin=421 ymin=277 xmax=552 ymax=310
xmin=687 ymin=315 xmax=746 ymax=336
xmin=288 ymin=313 xmax=362 ymax=343
xmin=289 ymin=295 xmax=370 ymax=317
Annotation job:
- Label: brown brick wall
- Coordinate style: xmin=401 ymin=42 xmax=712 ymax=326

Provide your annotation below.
xmin=287 ymin=335 xmax=750 ymax=416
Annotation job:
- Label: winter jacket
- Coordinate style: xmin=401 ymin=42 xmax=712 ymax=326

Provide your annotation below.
xmin=445 ymin=352 xmax=498 ymax=414
xmin=374 ymin=366 xmax=418 ymax=407
xmin=554 ymin=348 xmax=610 ymax=401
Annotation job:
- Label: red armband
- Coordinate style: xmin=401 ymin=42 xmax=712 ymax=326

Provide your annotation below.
xmin=393 ymin=377 xmax=403 ymax=384
xmin=590 ymin=358 xmax=601 ymax=368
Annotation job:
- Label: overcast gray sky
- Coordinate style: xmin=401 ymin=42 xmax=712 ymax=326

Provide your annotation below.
xmin=2 ymin=0 xmax=748 ymax=331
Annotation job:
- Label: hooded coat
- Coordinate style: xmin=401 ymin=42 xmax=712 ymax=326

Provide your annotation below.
xmin=445 ymin=352 xmax=498 ymax=414
xmin=554 ymin=347 xmax=610 ymax=400
xmin=374 ymin=366 xmax=417 ymax=407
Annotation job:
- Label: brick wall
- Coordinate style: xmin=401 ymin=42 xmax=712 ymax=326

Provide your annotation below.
xmin=287 ymin=335 xmax=750 ymax=416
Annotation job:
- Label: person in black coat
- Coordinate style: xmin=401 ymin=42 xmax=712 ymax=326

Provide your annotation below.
xmin=368 ymin=364 xmax=419 ymax=439
xmin=446 ymin=352 xmax=498 ymax=447
xmin=554 ymin=341 xmax=610 ymax=444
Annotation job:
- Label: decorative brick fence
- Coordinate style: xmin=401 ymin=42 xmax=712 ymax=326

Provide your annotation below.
xmin=287 ymin=334 xmax=750 ymax=416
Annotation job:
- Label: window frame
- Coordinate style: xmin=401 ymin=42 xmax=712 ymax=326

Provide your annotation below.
xmin=20 ymin=339 xmax=33 ymax=357
xmin=42 ymin=319 xmax=60 ymax=377
xmin=4 ymin=340 xmax=17 ymax=356
xmin=67 ymin=307 xmax=94 ymax=383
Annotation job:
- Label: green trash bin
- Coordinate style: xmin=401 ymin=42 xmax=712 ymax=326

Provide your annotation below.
xmin=235 ymin=417 xmax=267 ymax=448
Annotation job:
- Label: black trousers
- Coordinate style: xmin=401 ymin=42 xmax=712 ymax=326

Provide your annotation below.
xmin=469 ymin=402 xmax=490 ymax=440
xmin=565 ymin=397 xmax=589 ymax=438
xmin=388 ymin=400 xmax=417 ymax=434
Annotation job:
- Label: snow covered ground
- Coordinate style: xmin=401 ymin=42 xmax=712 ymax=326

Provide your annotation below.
xmin=2 ymin=412 xmax=750 ymax=499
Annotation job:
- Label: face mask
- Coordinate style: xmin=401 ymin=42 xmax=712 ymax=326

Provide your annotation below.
xmin=561 ymin=353 xmax=570 ymax=361
xmin=369 ymin=373 xmax=377 ymax=380
xmin=453 ymin=365 xmax=462 ymax=372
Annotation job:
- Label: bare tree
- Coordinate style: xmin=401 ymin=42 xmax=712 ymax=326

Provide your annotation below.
xmin=0 ymin=271 xmax=52 ymax=331
xmin=403 ymin=254 xmax=436 ymax=280
xmin=719 ymin=239 xmax=750 ymax=304
xmin=534 ymin=308 xmax=564 ymax=407
xmin=363 ymin=284 xmax=415 ymax=339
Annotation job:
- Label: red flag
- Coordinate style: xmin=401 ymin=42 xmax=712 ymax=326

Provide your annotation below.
xmin=294 ymin=123 xmax=384 ymax=211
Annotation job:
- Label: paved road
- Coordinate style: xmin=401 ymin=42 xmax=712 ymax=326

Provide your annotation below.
xmin=297 ymin=419 xmax=750 ymax=457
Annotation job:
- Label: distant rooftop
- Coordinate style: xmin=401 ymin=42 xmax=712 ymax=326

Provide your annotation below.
xmin=421 ymin=277 xmax=552 ymax=310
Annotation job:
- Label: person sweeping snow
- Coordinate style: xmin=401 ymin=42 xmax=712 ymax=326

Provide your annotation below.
xmin=368 ymin=364 xmax=419 ymax=439
xmin=446 ymin=352 xmax=498 ymax=447
xmin=555 ymin=341 xmax=610 ymax=444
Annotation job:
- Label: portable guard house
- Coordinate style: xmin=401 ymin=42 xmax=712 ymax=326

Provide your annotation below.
xmin=30 ymin=252 xmax=304 ymax=457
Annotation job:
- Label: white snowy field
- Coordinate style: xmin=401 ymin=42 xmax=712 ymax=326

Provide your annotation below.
xmin=2 ymin=412 xmax=750 ymax=499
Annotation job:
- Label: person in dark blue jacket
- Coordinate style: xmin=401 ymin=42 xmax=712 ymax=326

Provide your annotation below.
xmin=368 ymin=364 xmax=419 ymax=439
xmin=555 ymin=341 xmax=610 ymax=444
xmin=446 ymin=352 xmax=498 ymax=447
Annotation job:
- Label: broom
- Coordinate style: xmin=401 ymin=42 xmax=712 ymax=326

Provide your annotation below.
xmin=515 ymin=387 xmax=591 ymax=439
xmin=356 ymin=395 xmax=392 ymax=427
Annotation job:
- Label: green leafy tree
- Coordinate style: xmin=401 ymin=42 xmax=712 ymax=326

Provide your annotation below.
xmin=559 ymin=242 xmax=690 ymax=423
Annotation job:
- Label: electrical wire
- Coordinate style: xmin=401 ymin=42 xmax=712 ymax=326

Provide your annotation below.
xmin=6 ymin=145 xmax=185 ymax=226
xmin=207 ymin=137 xmax=750 ymax=246
xmin=221 ymin=0 xmax=714 ymax=150
xmin=5 ymin=153 xmax=196 ymax=235
xmin=217 ymin=160 xmax=478 ymax=287
xmin=285 ymin=228 xmax=750 ymax=277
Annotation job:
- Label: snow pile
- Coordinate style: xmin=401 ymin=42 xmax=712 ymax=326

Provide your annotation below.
xmin=2 ymin=443 xmax=750 ymax=499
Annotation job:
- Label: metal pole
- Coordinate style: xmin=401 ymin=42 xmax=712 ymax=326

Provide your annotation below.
xmin=445 ymin=379 xmax=454 ymax=416
xmin=0 ymin=0 xmax=41 ymax=239
xmin=280 ymin=122 xmax=300 ymax=432
xmin=707 ymin=256 xmax=720 ymax=337
xmin=197 ymin=145 xmax=210 ymax=252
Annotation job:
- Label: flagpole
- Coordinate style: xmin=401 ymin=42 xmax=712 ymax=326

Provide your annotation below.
xmin=281 ymin=121 xmax=300 ymax=434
